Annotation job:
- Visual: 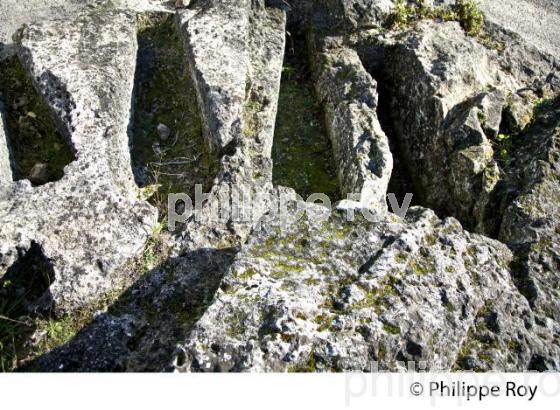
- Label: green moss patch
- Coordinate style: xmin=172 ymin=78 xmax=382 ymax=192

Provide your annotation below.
xmin=272 ymin=33 xmax=340 ymax=201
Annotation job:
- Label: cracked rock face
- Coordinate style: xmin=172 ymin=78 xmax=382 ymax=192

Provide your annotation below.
xmin=1 ymin=0 xmax=560 ymax=372
xmin=359 ymin=20 xmax=559 ymax=235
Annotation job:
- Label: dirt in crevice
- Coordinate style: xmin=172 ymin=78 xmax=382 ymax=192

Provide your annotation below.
xmin=0 ymin=55 xmax=75 ymax=185
xmin=130 ymin=12 xmax=219 ymax=221
xmin=272 ymin=27 xmax=340 ymax=202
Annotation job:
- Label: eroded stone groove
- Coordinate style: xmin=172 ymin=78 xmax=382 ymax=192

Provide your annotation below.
xmin=174 ymin=0 xmax=288 ymax=252
xmin=272 ymin=28 xmax=340 ymax=201
xmin=0 ymin=55 xmax=75 ymax=186
xmin=130 ymin=12 xmax=219 ymax=218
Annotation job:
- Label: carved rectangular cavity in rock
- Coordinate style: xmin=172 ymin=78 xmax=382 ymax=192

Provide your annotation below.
xmin=0 ymin=55 xmax=76 ymax=186
xmin=0 ymin=9 xmax=158 ymax=314
xmin=130 ymin=12 xmax=220 ymax=210
xmin=272 ymin=28 xmax=340 ymax=202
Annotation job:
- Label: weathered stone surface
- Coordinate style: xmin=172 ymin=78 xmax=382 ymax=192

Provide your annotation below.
xmin=479 ymin=0 xmax=560 ymax=57
xmin=175 ymin=203 xmax=558 ymax=371
xmin=174 ymin=1 xmax=287 ymax=252
xmin=177 ymin=0 xmax=284 ymax=153
xmin=177 ymin=0 xmax=252 ymax=151
xmin=311 ymin=40 xmax=393 ymax=210
xmin=30 ymin=247 xmax=238 ymax=372
xmin=499 ymin=97 xmax=560 ymax=324
xmin=357 ymin=20 xmax=559 ymax=234
xmin=0 ymin=1 xmax=175 ymax=61
xmin=0 ymin=10 xmax=157 ymax=313
xmin=308 ymin=0 xmax=394 ymax=33
xmin=2 ymin=0 xmax=560 ymax=373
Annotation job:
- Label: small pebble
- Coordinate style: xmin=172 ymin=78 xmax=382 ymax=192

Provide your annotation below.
xmin=157 ymin=123 xmax=171 ymax=141
xmin=28 ymin=163 xmax=50 ymax=185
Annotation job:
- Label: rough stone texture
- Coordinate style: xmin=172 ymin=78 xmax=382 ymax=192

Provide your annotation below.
xmin=177 ymin=0 xmax=253 ymax=151
xmin=175 ymin=203 xmax=559 ymax=371
xmin=479 ymin=0 xmax=560 ymax=57
xmin=0 ymin=1 xmax=174 ymax=59
xmin=499 ymin=97 xmax=560 ymax=323
xmin=174 ymin=1 xmax=287 ymax=253
xmin=311 ymin=39 xmax=393 ymax=210
xmin=307 ymin=0 xmax=394 ymax=33
xmin=2 ymin=0 xmax=560 ymax=373
xmin=30 ymin=247 xmax=238 ymax=372
xmin=0 ymin=10 xmax=157 ymax=313
xmin=357 ymin=20 xmax=559 ymax=234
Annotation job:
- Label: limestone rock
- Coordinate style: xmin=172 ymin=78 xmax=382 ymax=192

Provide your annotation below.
xmin=499 ymin=97 xmax=560 ymax=325
xmin=28 ymin=162 xmax=49 ymax=185
xmin=0 ymin=9 xmax=157 ymax=313
xmin=175 ymin=203 xmax=558 ymax=371
xmin=357 ymin=20 xmax=559 ymax=234
xmin=174 ymin=1 xmax=287 ymax=253
xmin=1 ymin=0 xmax=560 ymax=373
xmin=156 ymin=123 xmax=170 ymax=141
xmin=311 ymin=40 xmax=393 ymax=211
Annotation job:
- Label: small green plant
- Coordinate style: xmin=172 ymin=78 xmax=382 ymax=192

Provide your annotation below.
xmin=455 ymin=0 xmax=485 ymax=36
xmin=387 ymin=0 xmax=484 ymax=37
xmin=383 ymin=323 xmax=401 ymax=335
xmin=289 ymin=350 xmax=318 ymax=372
xmin=142 ymin=222 xmax=168 ymax=271
xmin=390 ymin=0 xmax=415 ymax=29
xmin=477 ymin=110 xmax=487 ymax=124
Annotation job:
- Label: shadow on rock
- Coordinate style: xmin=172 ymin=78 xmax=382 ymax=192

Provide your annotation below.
xmin=22 ymin=247 xmax=238 ymax=372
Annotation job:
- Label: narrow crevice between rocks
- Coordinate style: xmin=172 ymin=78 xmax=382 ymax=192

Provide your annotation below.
xmin=372 ymin=68 xmax=420 ymax=208
xmin=354 ymin=53 xmax=422 ymax=211
xmin=130 ymin=12 xmax=220 ymax=221
xmin=358 ymin=49 xmax=511 ymax=239
xmin=272 ymin=26 xmax=340 ymax=202
xmin=0 ymin=55 xmax=75 ymax=186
